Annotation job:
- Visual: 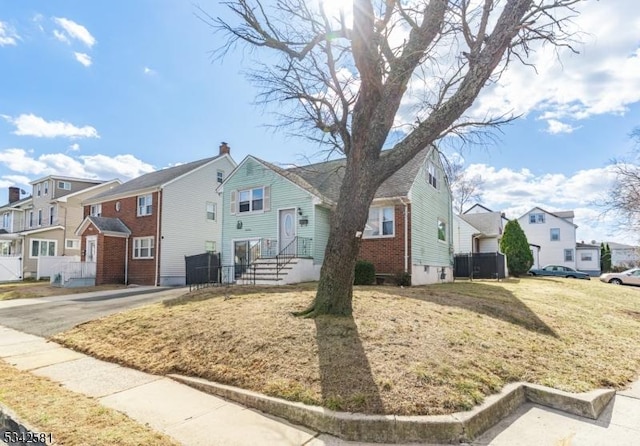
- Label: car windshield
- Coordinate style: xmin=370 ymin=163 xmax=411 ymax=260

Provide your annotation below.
xmin=622 ymin=268 xmax=640 ymax=275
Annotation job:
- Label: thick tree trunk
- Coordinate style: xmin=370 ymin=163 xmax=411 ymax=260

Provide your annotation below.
xmin=295 ymin=159 xmax=379 ymax=317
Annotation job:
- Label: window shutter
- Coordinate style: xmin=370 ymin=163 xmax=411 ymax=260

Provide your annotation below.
xmin=230 ymin=190 xmax=236 ymax=215
xmin=263 ymin=186 xmax=271 ymax=211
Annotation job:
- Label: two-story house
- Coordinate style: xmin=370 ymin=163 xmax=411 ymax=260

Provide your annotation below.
xmin=517 ymin=207 xmax=578 ymax=269
xmin=76 ymin=144 xmax=236 ymax=286
xmin=0 ymin=187 xmax=32 ymax=256
xmin=19 ymin=176 xmax=121 ymax=279
xmin=0 ymin=187 xmax=32 ymax=281
xmin=219 ymin=146 xmax=454 ymax=285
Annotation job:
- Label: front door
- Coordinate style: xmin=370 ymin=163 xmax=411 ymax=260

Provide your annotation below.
xmin=86 ymin=236 xmax=97 ymax=263
xmin=279 ymin=208 xmax=296 ymax=254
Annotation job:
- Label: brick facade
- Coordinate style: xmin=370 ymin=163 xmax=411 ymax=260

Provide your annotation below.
xmin=81 ymin=191 xmax=161 ymax=285
xmin=358 ymin=203 xmax=411 ymax=276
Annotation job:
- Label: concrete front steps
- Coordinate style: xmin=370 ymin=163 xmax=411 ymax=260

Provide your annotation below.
xmin=237 ymin=258 xmax=297 ymax=285
xmin=238 ymin=258 xmax=318 ymax=285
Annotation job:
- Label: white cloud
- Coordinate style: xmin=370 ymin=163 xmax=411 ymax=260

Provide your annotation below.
xmin=143 ymin=67 xmax=156 ymax=76
xmin=68 ymin=143 xmax=80 ymax=152
xmin=0 ymin=21 xmax=20 ymax=46
xmin=461 ymin=163 xmax=631 ymax=243
xmin=3 ymin=114 xmax=99 ymax=139
xmin=544 ymin=119 xmax=580 ymax=135
xmin=52 ymin=17 xmax=96 ymax=48
xmin=470 ymin=0 xmax=640 ymax=132
xmin=74 ymin=52 xmax=92 ymax=67
xmin=0 ymin=148 xmax=155 ymax=183
xmin=52 ymin=29 xmax=69 ymax=44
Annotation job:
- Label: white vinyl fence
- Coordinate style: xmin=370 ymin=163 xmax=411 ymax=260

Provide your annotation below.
xmin=37 ymin=256 xmax=81 ymax=280
xmin=0 ymin=256 xmax=22 ymax=282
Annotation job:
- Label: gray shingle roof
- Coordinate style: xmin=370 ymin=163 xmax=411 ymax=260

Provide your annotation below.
xmin=87 ymin=216 xmax=131 ymax=235
xmin=460 ymin=212 xmax=502 ymax=235
xmin=88 ymin=157 xmax=219 ymax=202
xmin=554 ymin=210 xmax=575 ymax=219
xmin=259 ymin=148 xmax=431 ymax=203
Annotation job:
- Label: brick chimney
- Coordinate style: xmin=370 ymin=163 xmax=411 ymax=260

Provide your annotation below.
xmin=219 ymin=142 xmax=230 ymax=156
xmin=8 ymin=187 xmax=20 ymax=204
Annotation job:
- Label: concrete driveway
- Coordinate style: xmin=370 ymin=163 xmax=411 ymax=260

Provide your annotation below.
xmin=0 ymin=286 xmax=188 ymax=337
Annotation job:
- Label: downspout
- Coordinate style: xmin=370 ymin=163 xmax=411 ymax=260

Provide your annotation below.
xmin=125 ymin=236 xmax=129 ymax=285
xmin=155 ymin=189 xmax=161 ymax=286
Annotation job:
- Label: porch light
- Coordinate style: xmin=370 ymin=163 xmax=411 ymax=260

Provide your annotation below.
xmin=299 ymin=217 xmax=309 ymax=226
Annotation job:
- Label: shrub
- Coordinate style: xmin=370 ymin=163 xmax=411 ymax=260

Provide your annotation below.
xmin=394 ymin=271 xmax=411 ymax=286
xmin=354 ymin=260 xmax=375 ymax=285
xmin=499 ymin=220 xmax=533 ymax=277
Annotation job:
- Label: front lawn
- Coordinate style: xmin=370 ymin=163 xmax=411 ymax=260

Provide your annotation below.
xmin=53 ymin=278 xmax=640 ymax=415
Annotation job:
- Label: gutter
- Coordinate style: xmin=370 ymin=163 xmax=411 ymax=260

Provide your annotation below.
xmin=155 ymin=189 xmax=161 ymax=286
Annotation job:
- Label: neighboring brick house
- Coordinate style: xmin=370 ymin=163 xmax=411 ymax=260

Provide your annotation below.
xmin=219 ymin=146 xmax=454 ymax=285
xmin=76 ymin=144 xmax=236 ymax=286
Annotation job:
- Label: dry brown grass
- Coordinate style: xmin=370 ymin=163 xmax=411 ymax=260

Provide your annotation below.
xmin=53 ymin=278 xmax=640 ymax=416
xmin=0 ymin=361 xmax=178 ymax=445
xmin=0 ymin=282 xmax=127 ymax=301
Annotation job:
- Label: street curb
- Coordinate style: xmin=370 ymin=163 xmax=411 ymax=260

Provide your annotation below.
xmin=0 ymin=403 xmax=47 ymax=446
xmin=169 ymin=374 xmax=615 ymax=443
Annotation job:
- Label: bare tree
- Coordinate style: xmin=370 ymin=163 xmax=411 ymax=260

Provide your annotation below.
xmin=606 ymin=128 xmax=640 ymax=233
xmin=442 ymin=157 xmax=484 ymax=214
xmin=208 ymin=0 xmax=583 ymax=317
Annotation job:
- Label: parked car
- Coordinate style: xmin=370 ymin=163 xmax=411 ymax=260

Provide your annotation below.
xmin=599 ymin=268 xmax=640 ymax=286
xmin=529 ymin=265 xmax=591 ymax=280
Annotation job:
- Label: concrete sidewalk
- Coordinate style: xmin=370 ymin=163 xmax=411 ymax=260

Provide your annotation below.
xmin=1 ymin=322 xmax=639 ymax=445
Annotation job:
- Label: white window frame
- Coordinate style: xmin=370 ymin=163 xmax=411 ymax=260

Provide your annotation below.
xmin=529 ymin=213 xmax=545 ymax=224
xmin=2 ymin=212 xmax=9 ymax=229
xmin=550 ymin=228 xmax=560 ymax=241
xmin=65 ymin=239 xmax=80 ymax=250
xmin=564 ymin=249 xmax=574 ymax=262
xmin=36 ymin=183 xmax=41 ymax=197
xmin=581 ymin=252 xmax=592 ymax=261
xmin=133 ymin=237 xmax=154 ymax=259
xmin=363 ymin=207 xmax=395 ymax=238
xmin=238 ymin=187 xmax=264 ymax=214
xmin=137 ymin=194 xmax=153 ymax=216
xmin=49 ymin=205 xmax=55 ymax=225
xmin=217 ymin=170 xmax=224 ymax=184
xmin=30 ymin=239 xmax=57 ymax=258
xmin=427 ymin=162 xmax=438 ymax=189
xmin=37 ymin=209 xmax=42 ymax=226
xmin=206 ymin=202 xmax=216 ymax=221
xmin=205 ymin=240 xmax=216 ymax=253
xmin=28 ymin=211 xmax=34 ymax=228
xmin=437 ymin=218 xmax=447 ymax=242
xmin=90 ymin=204 xmax=102 ymax=217
xmin=43 ymin=181 xmax=49 ymax=195
xmin=58 ymin=181 xmax=71 ymax=190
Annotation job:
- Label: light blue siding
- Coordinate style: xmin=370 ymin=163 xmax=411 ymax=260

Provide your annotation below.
xmin=409 ymin=150 xmax=453 ymax=267
xmin=221 ymin=157 xmax=318 ymax=265
xmin=313 ymin=205 xmax=331 ymax=265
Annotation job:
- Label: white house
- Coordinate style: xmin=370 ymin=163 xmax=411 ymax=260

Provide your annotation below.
xmin=608 ymin=242 xmax=640 ymax=268
xmin=517 ymin=207 xmax=577 ymax=269
xmin=576 ymin=242 xmax=600 ymax=276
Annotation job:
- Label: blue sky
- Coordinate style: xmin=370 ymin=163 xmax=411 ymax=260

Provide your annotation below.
xmin=1 ymin=1 xmax=639 ymax=244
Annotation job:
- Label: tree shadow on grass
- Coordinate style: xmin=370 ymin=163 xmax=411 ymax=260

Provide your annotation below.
xmin=314 ymin=315 xmax=385 ymax=414
xmin=375 ymin=282 xmax=558 ymax=338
